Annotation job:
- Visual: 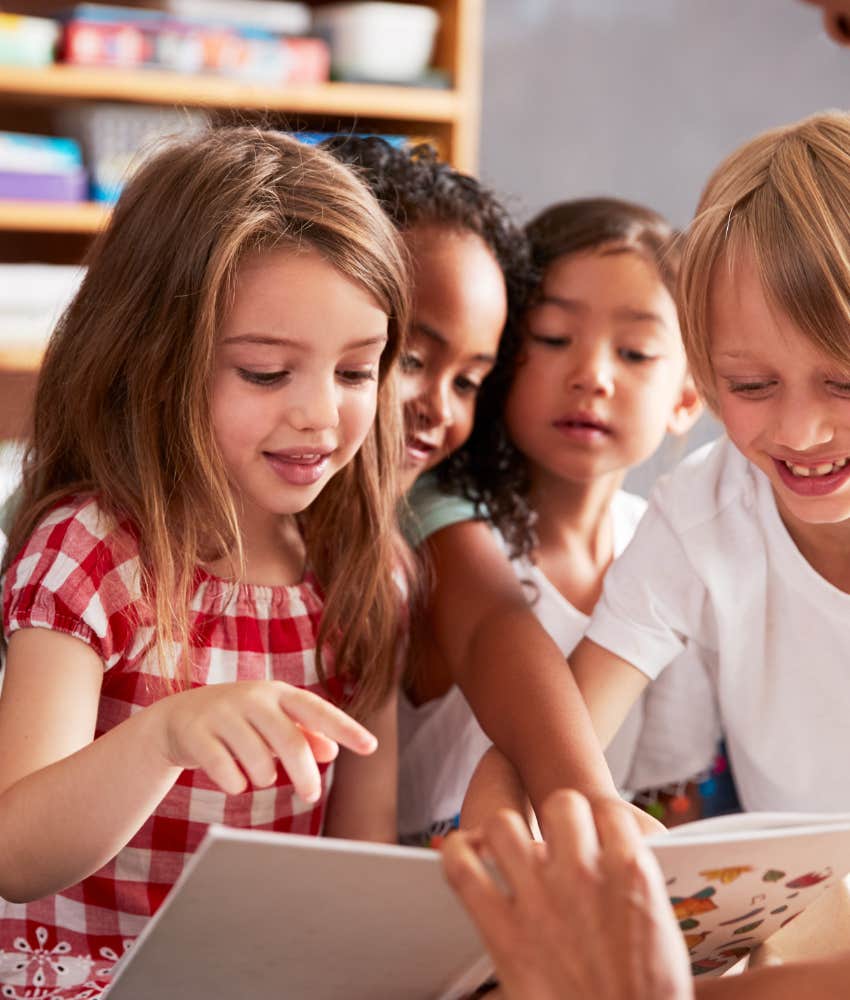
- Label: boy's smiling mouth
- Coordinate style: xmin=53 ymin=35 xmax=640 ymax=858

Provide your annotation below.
xmin=772 ymin=454 xmax=850 ymax=497
xmin=782 ymin=456 xmax=849 ymax=478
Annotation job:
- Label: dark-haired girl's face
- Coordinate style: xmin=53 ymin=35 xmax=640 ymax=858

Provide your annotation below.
xmin=505 ymin=248 xmax=693 ymax=490
xmin=397 ymin=225 xmax=507 ymax=493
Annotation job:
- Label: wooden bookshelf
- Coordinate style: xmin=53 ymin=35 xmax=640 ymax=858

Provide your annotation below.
xmin=0 ymin=198 xmax=108 ymax=232
xmin=0 ymin=344 xmax=46 ymax=372
xmin=0 ymin=0 xmax=484 ymax=408
xmin=0 ymin=66 xmax=463 ymax=124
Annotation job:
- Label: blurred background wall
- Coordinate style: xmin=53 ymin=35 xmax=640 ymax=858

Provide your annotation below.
xmin=477 ymin=0 xmax=850 ymax=493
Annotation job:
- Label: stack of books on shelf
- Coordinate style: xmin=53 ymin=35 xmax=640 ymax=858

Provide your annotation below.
xmin=59 ymin=1 xmax=329 ymax=84
xmin=0 ymin=263 xmax=85 ymax=358
xmin=0 ymin=1 xmax=328 ymax=85
xmin=0 ymin=132 xmax=87 ymax=203
xmin=0 ymin=12 xmax=60 ymax=67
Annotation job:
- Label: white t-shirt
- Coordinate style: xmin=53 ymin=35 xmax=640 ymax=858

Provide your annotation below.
xmin=587 ymin=435 xmax=850 ymax=813
xmin=398 ymin=484 xmax=718 ymax=843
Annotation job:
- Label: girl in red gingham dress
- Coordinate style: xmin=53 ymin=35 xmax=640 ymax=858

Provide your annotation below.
xmin=0 ymin=126 xmax=412 ymax=999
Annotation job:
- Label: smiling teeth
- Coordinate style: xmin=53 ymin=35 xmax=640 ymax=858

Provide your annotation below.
xmin=784 ymin=457 xmax=849 ymax=477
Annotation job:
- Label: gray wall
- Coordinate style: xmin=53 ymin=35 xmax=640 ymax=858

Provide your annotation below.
xmin=478 ymin=0 xmax=850 ymax=494
xmin=480 ymin=0 xmax=850 ymax=226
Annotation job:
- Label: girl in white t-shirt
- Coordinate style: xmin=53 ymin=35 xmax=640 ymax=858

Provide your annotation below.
xmin=401 ymin=197 xmax=713 ymax=845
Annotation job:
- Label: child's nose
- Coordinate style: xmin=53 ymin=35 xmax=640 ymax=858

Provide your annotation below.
xmin=569 ymin=349 xmax=614 ymax=396
xmin=417 ymin=378 xmax=453 ymax=428
xmin=771 ymin=398 xmax=834 ymax=452
xmin=287 ymin=378 xmax=340 ymax=432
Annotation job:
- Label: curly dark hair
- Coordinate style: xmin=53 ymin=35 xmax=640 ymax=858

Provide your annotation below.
xmin=322 ymin=135 xmax=538 ymax=558
xmin=444 ymin=197 xmax=682 ymax=560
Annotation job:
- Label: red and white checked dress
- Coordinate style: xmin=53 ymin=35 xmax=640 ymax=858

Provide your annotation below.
xmin=0 ymin=496 xmax=347 ymax=999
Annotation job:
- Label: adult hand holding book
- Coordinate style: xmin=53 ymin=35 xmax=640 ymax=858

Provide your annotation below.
xmin=443 ymin=791 xmax=694 ymax=1000
xmin=444 ymin=795 xmax=850 ymax=1000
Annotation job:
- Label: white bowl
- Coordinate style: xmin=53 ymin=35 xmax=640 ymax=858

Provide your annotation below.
xmin=312 ymin=2 xmax=439 ymax=83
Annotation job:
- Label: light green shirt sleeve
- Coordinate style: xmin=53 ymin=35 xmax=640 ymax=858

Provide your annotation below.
xmin=401 ymin=472 xmax=479 ymax=547
xmin=0 ymin=485 xmax=21 ymax=540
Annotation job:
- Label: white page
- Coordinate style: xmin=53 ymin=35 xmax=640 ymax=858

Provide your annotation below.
xmin=108 ymin=826 xmax=492 ymax=1000
xmin=657 ymin=811 xmax=850 ymax=841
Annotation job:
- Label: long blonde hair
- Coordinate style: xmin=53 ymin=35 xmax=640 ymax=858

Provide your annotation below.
xmin=4 ymin=126 xmax=411 ymax=717
xmin=678 ymin=110 xmax=850 ymax=411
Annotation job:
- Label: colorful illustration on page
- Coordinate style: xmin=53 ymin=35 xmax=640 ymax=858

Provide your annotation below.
xmin=662 ymin=851 xmax=844 ymax=978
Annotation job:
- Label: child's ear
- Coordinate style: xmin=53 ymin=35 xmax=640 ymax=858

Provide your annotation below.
xmin=667 ymin=373 xmax=702 ymax=437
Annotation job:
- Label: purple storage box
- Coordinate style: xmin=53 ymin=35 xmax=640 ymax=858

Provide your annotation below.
xmin=0 ymin=168 xmax=88 ymax=201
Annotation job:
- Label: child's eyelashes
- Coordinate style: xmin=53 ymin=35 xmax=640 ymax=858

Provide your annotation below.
xmin=618 ymin=348 xmax=658 ymax=364
xmin=723 ymin=378 xmax=850 ymax=397
xmin=725 ymin=379 xmax=776 ymax=396
xmin=527 ymin=334 xmax=657 ymax=364
xmin=236 ymin=367 xmax=376 ymax=387
xmin=454 ymin=374 xmax=482 ymax=396
xmin=337 ymin=367 xmax=377 ymax=386
xmin=237 ymin=367 xmax=289 ymax=386
xmin=400 ymin=353 xmax=424 ymax=373
xmin=398 ymin=350 xmax=485 ymax=395
xmin=529 ymin=333 xmax=571 ymax=348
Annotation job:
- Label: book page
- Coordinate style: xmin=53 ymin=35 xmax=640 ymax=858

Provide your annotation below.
xmin=660 ymin=811 xmax=850 ymax=841
xmin=107 ymin=826 xmax=492 ymax=1000
xmin=648 ymin=816 xmax=850 ymax=975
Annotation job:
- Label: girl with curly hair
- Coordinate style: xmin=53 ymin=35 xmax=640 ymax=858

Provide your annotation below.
xmin=325 ymin=139 xmax=657 ymax=846
xmin=392 ymin=190 xmax=708 ymax=846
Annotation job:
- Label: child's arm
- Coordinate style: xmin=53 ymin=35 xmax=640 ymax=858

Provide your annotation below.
xmin=0 ymin=628 xmax=377 ymax=902
xmin=322 ymin=687 xmax=398 ymax=843
xmin=569 ymin=637 xmax=652 ymax=749
xmin=0 ymin=629 xmax=183 ymax=902
xmin=694 ymin=954 xmax=850 ymax=999
xmin=461 ymin=744 xmax=663 ymax=839
xmin=460 ymin=745 xmax=533 ymax=834
xmin=421 ymin=520 xmax=621 ymax=818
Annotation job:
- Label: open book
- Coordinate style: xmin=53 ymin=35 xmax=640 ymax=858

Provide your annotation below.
xmin=649 ymin=811 xmax=850 ymax=975
xmin=107 ymin=812 xmax=850 ymax=998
